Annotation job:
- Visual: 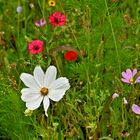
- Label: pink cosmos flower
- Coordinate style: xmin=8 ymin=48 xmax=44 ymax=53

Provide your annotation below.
xmin=132 ymin=104 xmax=140 ymax=115
xmin=121 ymin=69 xmax=140 ymax=84
xmin=35 ymin=18 xmax=46 ymax=27
xmin=28 ymin=40 xmax=44 ymax=55
xmin=48 ymin=12 xmax=66 ymax=26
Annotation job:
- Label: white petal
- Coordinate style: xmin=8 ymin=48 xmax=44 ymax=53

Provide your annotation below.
xmin=33 ymin=66 xmax=44 ymax=87
xmin=49 ymin=77 xmax=70 ymax=90
xmin=20 ymin=73 xmax=40 ymax=90
xmin=123 ymin=97 xmax=128 ymax=105
xmin=48 ymin=89 xmax=66 ymax=102
xmin=21 ymin=88 xmax=41 ymax=102
xmin=43 ymin=96 xmax=50 ymax=117
xmin=26 ymin=96 xmax=43 ymax=110
xmin=44 ymin=66 xmax=57 ymax=87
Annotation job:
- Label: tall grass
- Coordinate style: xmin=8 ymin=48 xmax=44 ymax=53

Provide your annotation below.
xmin=0 ymin=0 xmax=140 ymax=139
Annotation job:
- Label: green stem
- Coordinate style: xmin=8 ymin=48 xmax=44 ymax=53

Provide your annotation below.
xmin=121 ymin=101 xmax=125 ymax=130
xmin=104 ymin=0 xmax=121 ymax=73
xmin=54 ymin=56 xmax=62 ymax=76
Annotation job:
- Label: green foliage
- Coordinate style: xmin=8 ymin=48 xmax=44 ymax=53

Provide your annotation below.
xmin=1 ymin=0 xmax=140 ymax=139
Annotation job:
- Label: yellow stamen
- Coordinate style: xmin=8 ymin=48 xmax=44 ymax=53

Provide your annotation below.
xmin=40 ymin=87 xmax=48 ymax=96
xmin=129 ymin=78 xmax=134 ymax=83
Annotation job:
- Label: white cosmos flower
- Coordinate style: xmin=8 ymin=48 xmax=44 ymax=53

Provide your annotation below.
xmin=20 ymin=65 xmax=70 ymax=117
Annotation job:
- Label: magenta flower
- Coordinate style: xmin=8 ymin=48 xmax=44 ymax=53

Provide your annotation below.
xmin=121 ymin=69 xmax=140 ymax=84
xmin=35 ymin=18 xmax=46 ymax=27
xmin=132 ymin=104 xmax=140 ymax=115
xmin=48 ymin=12 xmax=66 ymax=26
xmin=28 ymin=40 xmax=44 ymax=55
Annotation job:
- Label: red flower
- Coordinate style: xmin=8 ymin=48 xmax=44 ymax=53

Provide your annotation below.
xmin=48 ymin=12 xmax=66 ymax=26
xmin=64 ymin=51 xmax=77 ymax=61
xmin=28 ymin=40 xmax=44 ymax=54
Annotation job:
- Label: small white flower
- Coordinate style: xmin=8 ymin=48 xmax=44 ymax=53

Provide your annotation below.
xmin=16 ymin=6 xmax=22 ymax=13
xmin=20 ymin=65 xmax=70 ymax=117
xmin=123 ymin=97 xmax=128 ymax=105
xmin=29 ymin=3 xmax=34 ymax=9
xmin=112 ymin=93 xmax=119 ymax=99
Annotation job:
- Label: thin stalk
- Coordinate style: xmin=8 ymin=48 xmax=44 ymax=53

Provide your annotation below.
xmin=58 ymin=0 xmax=81 ymax=50
xmin=16 ymin=0 xmax=23 ymax=59
xmin=104 ymin=0 xmax=121 ymax=72
xmin=121 ymin=101 xmax=125 ymax=130
xmin=54 ymin=55 xmax=62 ymax=76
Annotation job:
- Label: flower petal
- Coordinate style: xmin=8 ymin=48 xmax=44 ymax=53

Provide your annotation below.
xmin=121 ymin=78 xmax=130 ymax=84
xmin=48 ymin=15 xmax=54 ymax=22
xmin=40 ymin=18 xmax=46 ymax=26
xmin=60 ymin=14 xmax=66 ymax=22
xmin=123 ymin=97 xmax=128 ymax=105
xmin=20 ymin=73 xmax=40 ymax=90
xmin=122 ymin=72 xmax=131 ymax=80
xmin=112 ymin=93 xmax=119 ymax=99
xmin=49 ymin=77 xmax=70 ymax=90
xmin=44 ymin=66 xmax=57 ymax=87
xmin=43 ymin=96 xmax=50 ymax=117
xmin=48 ymin=89 xmax=66 ymax=102
xmin=132 ymin=104 xmax=140 ymax=115
xmin=135 ymin=76 xmax=140 ymax=83
xmin=35 ymin=21 xmax=40 ymax=27
xmin=53 ymin=12 xmax=61 ymax=18
xmin=32 ymin=40 xmax=43 ymax=47
xmin=59 ymin=15 xmax=66 ymax=26
xmin=21 ymin=88 xmax=41 ymax=102
xmin=126 ymin=69 xmax=133 ymax=78
xmin=33 ymin=66 xmax=44 ymax=87
xmin=26 ymin=96 xmax=43 ymax=110
xmin=132 ymin=69 xmax=137 ymax=77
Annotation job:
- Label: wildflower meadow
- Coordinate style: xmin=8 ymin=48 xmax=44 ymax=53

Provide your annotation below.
xmin=1 ymin=0 xmax=140 ymax=140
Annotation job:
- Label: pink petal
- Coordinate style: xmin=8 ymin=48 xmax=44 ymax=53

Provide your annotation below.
xmin=35 ymin=21 xmax=40 ymax=27
xmin=53 ymin=12 xmax=61 ymax=18
xmin=28 ymin=44 xmax=37 ymax=54
xmin=40 ymin=18 xmax=46 ymax=26
xmin=28 ymin=49 xmax=38 ymax=54
xmin=126 ymin=69 xmax=133 ymax=78
xmin=122 ymin=71 xmax=131 ymax=80
xmin=51 ymin=22 xmax=59 ymax=26
xmin=121 ymin=78 xmax=130 ymax=84
xmin=135 ymin=76 xmax=140 ymax=83
xmin=28 ymin=40 xmax=44 ymax=54
xmin=59 ymin=21 xmax=66 ymax=26
xmin=36 ymin=40 xmax=44 ymax=47
xmin=48 ymin=15 xmax=54 ymax=21
xmin=60 ymin=14 xmax=66 ymax=22
xmin=132 ymin=104 xmax=140 ymax=115
xmin=132 ymin=69 xmax=137 ymax=77
xmin=28 ymin=43 xmax=34 ymax=50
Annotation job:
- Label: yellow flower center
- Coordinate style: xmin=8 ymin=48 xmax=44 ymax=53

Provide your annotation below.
xmin=129 ymin=78 xmax=134 ymax=83
xmin=49 ymin=0 xmax=56 ymax=6
xmin=40 ymin=87 xmax=48 ymax=96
